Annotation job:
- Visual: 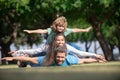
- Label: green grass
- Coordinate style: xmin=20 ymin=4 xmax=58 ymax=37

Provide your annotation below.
xmin=0 ymin=61 xmax=120 ymax=80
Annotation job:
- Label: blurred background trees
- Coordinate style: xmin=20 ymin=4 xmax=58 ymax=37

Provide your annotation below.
xmin=0 ymin=0 xmax=120 ymax=63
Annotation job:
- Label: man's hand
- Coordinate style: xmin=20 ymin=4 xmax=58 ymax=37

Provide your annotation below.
xmin=2 ymin=57 xmax=14 ymax=61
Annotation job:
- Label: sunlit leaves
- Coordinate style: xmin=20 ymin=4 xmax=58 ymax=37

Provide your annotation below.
xmin=72 ymin=0 xmax=81 ymax=8
xmin=41 ymin=2 xmax=49 ymax=8
xmin=99 ymin=0 xmax=114 ymax=7
xmin=1 ymin=0 xmax=120 ymax=51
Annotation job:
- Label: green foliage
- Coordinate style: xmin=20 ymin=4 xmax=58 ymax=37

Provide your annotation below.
xmin=102 ymin=24 xmax=118 ymax=46
xmin=99 ymin=0 xmax=114 ymax=7
xmin=0 ymin=0 xmax=120 ymax=58
xmin=66 ymin=17 xmax=93 ymax=42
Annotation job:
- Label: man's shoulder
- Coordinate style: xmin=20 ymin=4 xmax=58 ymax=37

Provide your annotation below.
xmin=66 ymin=54 xmax=77 ymax=59
xmin=66 ymin=54 xmax=79 ymax=64
xmin=38 ymin=56 xmax=45 ymax=60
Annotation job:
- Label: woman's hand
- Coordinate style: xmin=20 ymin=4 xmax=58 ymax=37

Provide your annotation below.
xmin=8 ymin=51 xmax=17 ymax=55
xmin=95 ymin=54 xmax=107 ymax=62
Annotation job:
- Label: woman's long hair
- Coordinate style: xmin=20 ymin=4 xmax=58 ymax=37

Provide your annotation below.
xmin=42 ymin=33 xmax=66 ymax=66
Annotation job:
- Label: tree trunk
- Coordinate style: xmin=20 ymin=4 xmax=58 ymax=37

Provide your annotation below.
xmin=1 ymin=43 xmax=12 ymax=64
xmin=92 ymin=24 xmax=114 ymax=60
xmin=118 ymin=42 xmax=120 ymax=56
xmin=85 ymin=40 xmax=92 ymax=52
xmin=94 ymin=40 xmax=97 ymax=54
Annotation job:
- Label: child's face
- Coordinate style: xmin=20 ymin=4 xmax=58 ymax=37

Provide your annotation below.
xmin=55 ymin=35 xmax=65 ymax=47
xmin=56 ymin=25 xmax=65 ymax=32
xmin=55 ymin=52 xmax=66 ymax=65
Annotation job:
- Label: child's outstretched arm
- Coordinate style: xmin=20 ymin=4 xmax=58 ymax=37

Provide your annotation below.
xmin=23 ymin=29 xmax=48 ymax=34
xmin=72 ymin=26 xmax=92 ymax=33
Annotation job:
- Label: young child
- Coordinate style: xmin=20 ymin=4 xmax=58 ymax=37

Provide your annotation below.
xmin=2 ymin=46 xmax=105 ymax=67
xmin=23 ymin=16 xmax=92 ymax=45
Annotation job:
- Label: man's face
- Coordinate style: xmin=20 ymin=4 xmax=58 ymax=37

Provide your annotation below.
xmin=55 ymin=52 xmax=66 ymax=65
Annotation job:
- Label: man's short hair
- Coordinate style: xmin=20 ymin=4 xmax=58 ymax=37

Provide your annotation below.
xmin=55 ymin=45 xmax=67 ymax=54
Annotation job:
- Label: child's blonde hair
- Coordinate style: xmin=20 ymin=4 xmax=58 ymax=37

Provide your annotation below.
xmin=51 ymin=16 xmax=67 ymax=32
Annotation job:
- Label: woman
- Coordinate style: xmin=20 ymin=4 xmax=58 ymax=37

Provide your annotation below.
xmin=2 ymin=45 xmax=105 ymax=67
xmin=10 ymin=33 xmax=105 ymax=60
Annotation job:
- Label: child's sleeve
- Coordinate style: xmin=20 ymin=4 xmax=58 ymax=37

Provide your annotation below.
xmin=64 ymin=28 xmax=73 ymax=36
xmin=47 ymin=28 xmax=52 ymax=35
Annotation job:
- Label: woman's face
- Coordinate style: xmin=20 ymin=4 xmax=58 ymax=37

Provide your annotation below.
xmin=55 ymin=35 xmax=65 ymax=47
xmin=55 ymin=52 xmax=66 ymax=65
xmin=56 ymin=25 xmax=65 ymax=32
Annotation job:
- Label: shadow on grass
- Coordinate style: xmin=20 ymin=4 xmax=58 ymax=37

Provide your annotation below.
xmin=0 ymin=61 xmax=120 ymax=80
xmin=0 ymin=69 xmax=120 ymax=80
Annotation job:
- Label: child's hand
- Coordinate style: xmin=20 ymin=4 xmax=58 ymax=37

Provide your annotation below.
xmin=86 ymin=26 xmax=92 ymax=32
xmin=23 ymin=30 xmax=31 ymax=34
